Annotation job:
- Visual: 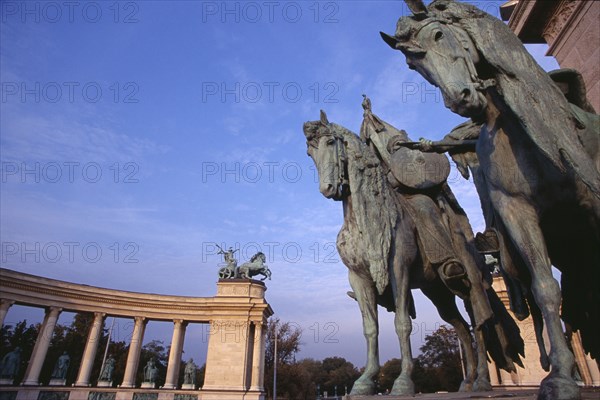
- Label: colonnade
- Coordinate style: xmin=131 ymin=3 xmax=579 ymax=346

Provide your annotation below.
xmin=0 ymin=268 xmax=273 ymax=400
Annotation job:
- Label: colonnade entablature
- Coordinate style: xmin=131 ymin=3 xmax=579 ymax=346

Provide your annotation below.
xmin=0 ymin=268 xmax=273 ymax=400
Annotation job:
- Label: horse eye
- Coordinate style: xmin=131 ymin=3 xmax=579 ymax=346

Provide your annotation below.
xmin=434 ymin=31 xmax=443 ymax=41
xmin=326 ymin=138 xmax=335 ymax=145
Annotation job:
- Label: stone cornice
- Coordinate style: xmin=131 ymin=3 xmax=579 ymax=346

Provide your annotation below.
xmin=546 ymin=0 xmax=590 ymax=56
xmin=508 ymin=0 xmax=562 ymax=44
xmin=0 ymin=268 xmax=273 ymax=323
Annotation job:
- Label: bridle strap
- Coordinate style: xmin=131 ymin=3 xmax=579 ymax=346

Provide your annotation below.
xmin=334 ymin=135 xmax=349 ymax=197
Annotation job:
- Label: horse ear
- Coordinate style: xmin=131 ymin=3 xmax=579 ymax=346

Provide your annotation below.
xmin=405 ymin=0 xmax=428 ymax=16
xmin=380 ymin=32 xmax=400 ymax=50
xmin=320 ymin=110 xmax=329 ymax=125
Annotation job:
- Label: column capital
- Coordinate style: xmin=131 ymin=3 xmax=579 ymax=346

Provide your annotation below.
xmin=0 ymin=299 xmax=15 ymax=308
xmin=93 ymin=312 xmax=107 ymax=319
xmin=48 ymin=306 xmax=62 ymax=315
xmin=134 ymin=316 xmax=147 ymax=325
xmin=173 ymin=319 xmax=188 ymax=327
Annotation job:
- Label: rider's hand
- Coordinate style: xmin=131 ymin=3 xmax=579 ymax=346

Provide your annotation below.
xmin=418 ymin=138 xmax=434 ymax=152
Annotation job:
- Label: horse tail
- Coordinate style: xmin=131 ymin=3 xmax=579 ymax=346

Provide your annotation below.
xmin=481 ymin=287 xmax=525 ymax=372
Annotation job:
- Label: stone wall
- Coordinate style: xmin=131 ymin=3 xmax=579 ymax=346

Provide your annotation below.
xmin=503 ymin=0 xmax=600 ymax=111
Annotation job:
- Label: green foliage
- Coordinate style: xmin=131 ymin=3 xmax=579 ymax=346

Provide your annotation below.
xmin=0 ymin=314 xmax=112 ymax=386
xmin=414 ymin=325 xmax=463 ymax=393
xmin=373 ymin=327 xmax=465 ymax=394
xmin=41 ymin=313 xmax=95 ymax=385
xmin=0 ymin=320 xmax=39 ymax=384
xmin=321 ymin=357 xmax=359 ymax=396
xmin=264 ymin=318 xmax=303 ymax=399
xmin=378 ymin=358 xmax=402 ymax=392
xmin=103 ymin=340 xmax=129 ymax=386
xmin=262 ymin=319 xmax=360 ymax=400
xmin=136 ymin=340 xmax=168 ymax=387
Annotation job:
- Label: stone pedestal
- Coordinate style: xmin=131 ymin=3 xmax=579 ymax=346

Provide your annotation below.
xmin=48 ymin=379 xmax=66 ymax=386
xmin=140 ymin=382 xmax=156 ymax=389
xmin=0 ymin=378 xmax=14 ymax=385
xmin=180 ymin=384 xmax=195 ymax=390
xmin=487 ymin=275 xmax=600 ymax=387
xmin=96 ymin=381 xmax=112 ymax=387
xmin=202 ymin=280 xmax=268 ymax=400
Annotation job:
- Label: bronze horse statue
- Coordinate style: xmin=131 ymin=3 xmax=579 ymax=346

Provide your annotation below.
xmin=237 ymin=252 xmax=271 ymax=280
xmin=381 ymin=1 xmax=599 ymax=398
xmin=303 ymin=110 xmax=522 ymax=395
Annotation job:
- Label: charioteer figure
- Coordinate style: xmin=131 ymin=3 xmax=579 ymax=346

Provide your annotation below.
xmin=217 ymin=244 xmax=238 ymax=279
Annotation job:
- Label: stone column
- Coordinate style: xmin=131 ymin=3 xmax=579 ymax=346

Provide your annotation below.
xmin=0 ymin=299 xmax=15 ymax=327
xmin=163 ymin=319 xmax=187 ymax=389
xmin=22 ymin=307 xmax=62 ymax=385
xmin=571 ymin=331 xmax=593 ymax=385
xmin=488 ymin=361 xmax=500 ymax=386
xmin=250 ymin=322 xmax=266 ymax=391
xmin=120 ymin=316 xmax=147 ymax=388
xmin=74 ymin=312 xmax=106 ymax=386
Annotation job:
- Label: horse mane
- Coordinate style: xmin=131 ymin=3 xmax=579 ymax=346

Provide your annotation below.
xmin=393 ymin=0 xmax=600 ymax=196
xmin=250 ymin=252 xmax=265 ymax=263
xmin=428 ymin=0 xmax=600 ymax=197
xmin=330 ymin=123 xmax=398 ymax=295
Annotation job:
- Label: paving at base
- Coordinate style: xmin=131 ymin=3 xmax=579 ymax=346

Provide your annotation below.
xmin=343 ymin=388 xmax=600 ymax=400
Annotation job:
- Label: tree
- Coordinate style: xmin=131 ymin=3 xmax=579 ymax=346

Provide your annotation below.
xmin=41 ymin=313 xmax=100 ymax=385
xmin=137 ymin=340 xmax=168 ymax=387
xmin=378 ymin=358 xmax=402 ymax=392
xmin=415 ymin=325 xmax=463 ymax=393
xmin=294 ymin=358 xmax=324 ymax=400
xmin=0 ymin=320 xmax=39 ymax=384
xmin=103 ymin=340 xmax=129 ymax=386
xmin=321 ymin=357 xmax=360 ymax=395
xmin=264 ymin=318 xmax=302 ymax=400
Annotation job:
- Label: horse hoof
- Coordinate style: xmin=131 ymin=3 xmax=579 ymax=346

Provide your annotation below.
xmin=540 ymin=355 xmax=550 ymax=372
xmin=350 ymin=379 xmax=375 ymax=396
xmin=538 ymin=373 xmax=580 ymax=400
xmin=459 ymin=381 xmax=473 ymax=392
xmin=472 ymin=378 xmax=492 ymax=392
xmin=390 ymin=375 xmax=415 ymax=396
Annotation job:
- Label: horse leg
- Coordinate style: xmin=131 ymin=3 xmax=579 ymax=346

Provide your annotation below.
xmin=472 ymin=326 xmax=493 ymax=391
xmin=528 ymin=291 xmax=550 ymax=371
xmin=389 ymin=249 xmax=415 ymax=395
xmin=496 ymin=199 xmax=579 ymax=400
xmin=422 ymin=284 xmax=477 ymax=392
xmin=348 ymin=269 xmax=379 ymax=395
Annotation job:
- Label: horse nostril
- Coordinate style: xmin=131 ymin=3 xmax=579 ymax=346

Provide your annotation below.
xmin=461 ymin=88 xmax=471 ymax=99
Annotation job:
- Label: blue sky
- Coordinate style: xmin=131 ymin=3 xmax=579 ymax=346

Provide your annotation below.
xmin=1 ymin=1 xmax=559 ymax=368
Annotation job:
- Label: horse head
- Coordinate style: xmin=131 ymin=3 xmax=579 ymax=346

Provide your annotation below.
xmin=381 ymin=0 xmax=490 ymax=117
xmin=250 ymin=251 xmax=266 ymax=264
xmin=303 ymin=110 xmax=349 ymax=201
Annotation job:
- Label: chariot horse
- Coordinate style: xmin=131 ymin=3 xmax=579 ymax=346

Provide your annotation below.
xmin=304 ymin=110 xmax=523 ymax=395
xmin=381 ymin=1 xmax=600 ymax=398
xmin=237 ymin=252 xmax=271 ymax=280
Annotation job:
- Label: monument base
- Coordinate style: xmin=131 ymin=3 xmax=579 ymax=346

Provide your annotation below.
xmin=48 ymin=379 xmax=66 ymax=386
xmin=181 ymin=384 xmax=195 ymax=390
xmin=200 ymin=389 xmax=265 ymax=400
xmin=140 ymin=382 xmax=155 ymax=389
xmin=96 ymin=381 xmax=112 ymax=387
xmin=343 ymin=388 xmax=599 ymax=400
xmin=0 ymin=379 xmax=14 ymax=385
